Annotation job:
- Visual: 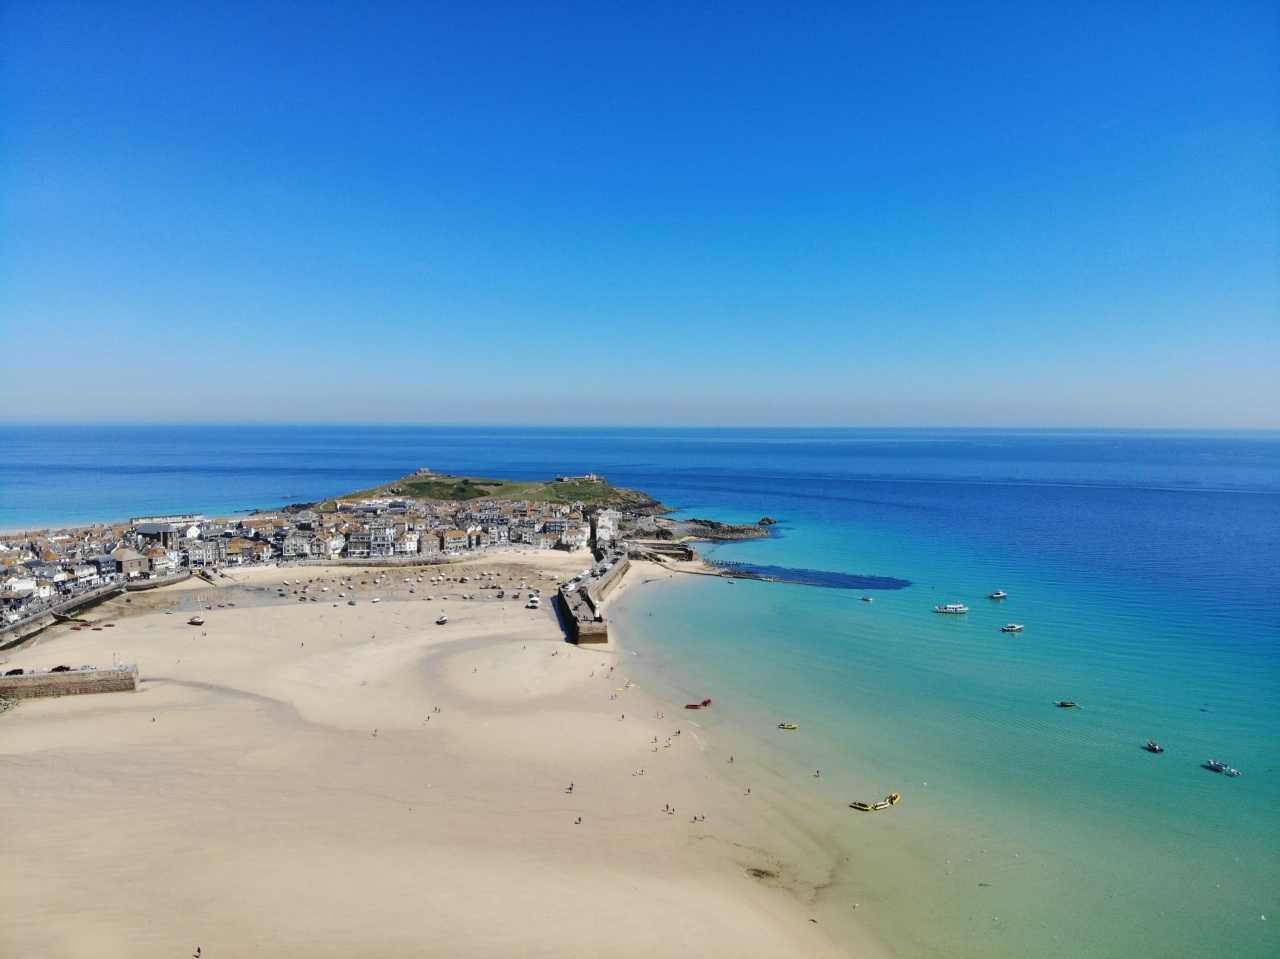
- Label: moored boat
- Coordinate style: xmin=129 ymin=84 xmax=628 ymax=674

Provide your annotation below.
xmin=1000 ymin=623 xmax=1024 ymax=633
xmin=988 ymin=590 xmax=1008 ymax=600
xmin=777 ymin=722 xmax=799 ymax=731
xmin=436 ymin=613 xmax=448 ymax=625
xmin=1205 ymin=759 xmax=1241 ymax=776
xmin=1144 ymin=739 xmax=1164 ymax=753
xmin=685 ymin=698 xmax=714 ymax=710
xmin=1055 ymin=700 xmax=1079 ymax=708
xmin=860 ymin=596 xmax=874 ymax=603
xmin=934 ymin=603 xmax=969 ymax=614
xmin=187 ymin=616 xmax=204 ymax=626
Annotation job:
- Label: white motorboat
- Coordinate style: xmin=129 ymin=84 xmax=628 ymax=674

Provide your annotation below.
xmin=934 ymin=603 xmax=970 ymax=614
xmin=436 ymin=613 xmax=448 ymax=625
xmin=989 ymin=590 xmax=1008 ymax=600
xmin=1000 ymin=624 xmax=1024 ymax=633
xmin=1206 ymin=759 xmax=1242 ymax=776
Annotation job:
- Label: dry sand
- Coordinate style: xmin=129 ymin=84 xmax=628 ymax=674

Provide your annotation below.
xmin=1 ymin=552 xmax=886 ymax=958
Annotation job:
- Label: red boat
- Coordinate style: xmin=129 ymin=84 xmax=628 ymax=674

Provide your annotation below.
xmin=685 ymin=698 xmax=714 ymax=710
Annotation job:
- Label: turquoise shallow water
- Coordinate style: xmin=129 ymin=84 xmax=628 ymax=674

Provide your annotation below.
xmin=610 ymin=475 xmax=1278 ymax=956
xmin=4 ymin=426 xmax=1278 ymax=955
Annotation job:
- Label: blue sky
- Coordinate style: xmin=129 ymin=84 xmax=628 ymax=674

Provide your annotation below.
xmin=3 ymin=2 xmax=1277 ymax=427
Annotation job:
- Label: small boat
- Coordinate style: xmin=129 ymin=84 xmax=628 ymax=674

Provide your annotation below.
xmin=1055 ymin=700 xmax=1079 ymax=708
xmin=436 ymin=613 xmax=448 ymax=625
xmin=1000 ymin=624 xmax=1025 ymax=633
xmin=187 ymin=616 xmax=205 ymax=626
xmin=934 ymin=603 xmax=969 ymax=614
xmin=347 ymin=599 xmax=357 ymax=606
xmin=371 ymin=597 xmax=381 ymax=604
xmin=1205 ymin=759 xmax=1241 ymax=776
xmin=1144 ymin=740 xmax=1164 ymax=753
xmin=989 ymin=590 xmax=1008 ymax=600
xmin=860 ymin=596 xmax=874 ymax=603
xmin=777 ymin=722 xmax=799 ymax=731
xmin=850 ymin=792 xmax=901 ymax=812
xmin=685 ymin=699 xmax=714 ymax=710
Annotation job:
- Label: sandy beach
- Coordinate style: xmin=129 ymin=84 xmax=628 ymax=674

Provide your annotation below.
xmin=0 ymin=550 xmax=884 ymax=958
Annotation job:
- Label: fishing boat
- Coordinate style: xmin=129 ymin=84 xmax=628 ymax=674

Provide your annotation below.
xmin=989 ymin=590 xmax=1008 ymax=600
xmin=934 ymin=603 xmax=969 ymax=614
xmin=187 ymin=616 xmax=204 ymax=626
xmin=1000 ymin=624 xmax=1025 ymax=633
xmin=1055 ymin=700 xmax=1079 ymax=708
xmin=777 ymin=722 xmax=799 ymax=731
xmin=1144 ymin=740 xmax=1164 ymax=753
xmin=684 ymin=698 xmax=714 ymax=710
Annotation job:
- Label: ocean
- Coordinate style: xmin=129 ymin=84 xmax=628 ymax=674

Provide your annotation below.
xmin=3 ymin=424 xmax=1277 ymax=957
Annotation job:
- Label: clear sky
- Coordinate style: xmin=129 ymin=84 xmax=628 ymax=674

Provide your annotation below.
xmin=3 ymin=2 xmax=1277 ymax=427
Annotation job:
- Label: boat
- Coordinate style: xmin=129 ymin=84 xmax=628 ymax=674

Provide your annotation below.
xmin=684 ymin=698 xmax=714 ymax=710
xmin=1205 ymin=759 xmax=1241 ymax=776
xmin=1000 ymin=624 xmax=1025 ymax=633
xmin=989 ymin=590 xmax=1008 ymax=600
xmin=371 ymin=597 xmax=381 ymax=604
xmin=347 ymin=599 xmax=357 ymax=606
xmin=1055 ymin=700 xmax=1079 ymax=708
xmin=850 ymin=792 xmax=902 ymax=812
xmin=187 ymin=616 xmax=204 ymax=626
xmin=934 ymin=603 xmax=969 ymax=614
xmin=436 ymin=613 xmax=448 ymax=625
xmin=1144 ymin=740 xmax=1165 ymax=753
xmin=860 ymin=596 xmax=874 ymax=603
xmin=777 ymin=722 xmax=799 ymax=731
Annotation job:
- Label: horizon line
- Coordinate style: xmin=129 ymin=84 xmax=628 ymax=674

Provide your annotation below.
xmin=1 ymin=421 xmax=1279 ymax=434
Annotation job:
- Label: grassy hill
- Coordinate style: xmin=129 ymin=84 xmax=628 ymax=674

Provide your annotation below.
xmin=317 ymin=472 xmax=661 ymax=511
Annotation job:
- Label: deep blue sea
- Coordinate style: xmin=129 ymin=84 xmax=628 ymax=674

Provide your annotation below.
xmin=3 ymin=425 xmax=1278 ymax=957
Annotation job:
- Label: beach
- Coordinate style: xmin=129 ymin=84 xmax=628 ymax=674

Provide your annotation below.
xmin=0 ymin=551 xmax=884 ymax=959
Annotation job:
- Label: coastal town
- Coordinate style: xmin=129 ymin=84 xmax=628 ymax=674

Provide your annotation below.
xmin=0 ymin=469 xmax=659 ymax=632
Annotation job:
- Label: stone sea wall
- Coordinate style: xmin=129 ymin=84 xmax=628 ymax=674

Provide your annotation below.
xmin=0 ymin=665 xmax=139 ymax=700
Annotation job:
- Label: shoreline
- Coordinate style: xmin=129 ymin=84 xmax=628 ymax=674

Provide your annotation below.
xmin=0 ymin=550 xmax=887 ymax=958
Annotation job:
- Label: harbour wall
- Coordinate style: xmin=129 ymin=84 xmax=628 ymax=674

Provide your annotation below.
xmin=558 ymin=558 xmax=630 ymax=645
xmin=0 ymin=665 xmax=139 ymax=700
xmin=0 ymin=583 xmax=123 ymax=650
xmin=125 ymin=571 xmax=192 ymax=591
